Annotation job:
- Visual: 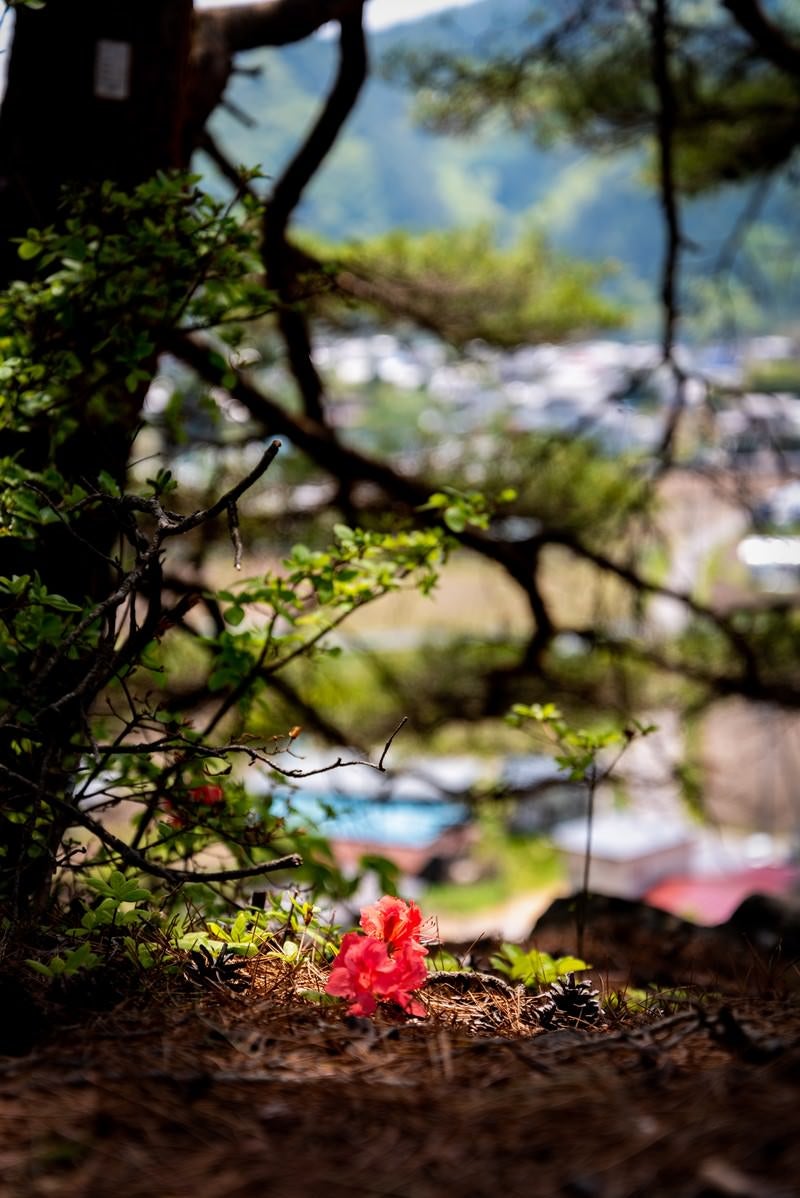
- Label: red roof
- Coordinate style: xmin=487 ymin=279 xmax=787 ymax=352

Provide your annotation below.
xmin=645 ymin=865 xmax=800 ymax=925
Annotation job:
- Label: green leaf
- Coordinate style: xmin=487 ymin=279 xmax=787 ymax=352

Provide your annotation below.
xmin=17 ymin=239 xmax=42 ymax=261
xmin=417 ymin=492 xmax=449 ymax=512
xmin=443 ymin=506 xmax=466 ymax=533
xmin=175 ymin=933 xmax=227 ymax=952
xmin=230 ymin=910 xmax=250 ymax=942
xmin=296 ymin=988 xmax=338 ymax=1005
xmin=63 ymin=943 xmax=101 ymax=972
xmin=426 ymin=949 xmax=463 ymax=972
xmin=312 ymin=577 xmax=334 ymax=605
xmin=490 ymin=944 xmax=589 ymax=988
xmin=26 ymin=959 xmax=53 ymax=977
xmin=554 ymin=956 xmax=591 ymax=976
xmin=43 ymin=593 xmax=82 ymax=612
xmin=97 ymin=469 xmax=121 ymax=498
xmin=230 ymin=942 xmax=260 ymax=958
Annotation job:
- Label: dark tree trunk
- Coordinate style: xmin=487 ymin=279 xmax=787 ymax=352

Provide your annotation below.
xmin=0 ymin=0 xmax=368 ymax=595
xmin=0 ymin=0 xmax=195 ymax=603
xmin=0 ymin=0 xmax=193 ymax=283
xmin=0 ymin=0 xmax=367 ymax=909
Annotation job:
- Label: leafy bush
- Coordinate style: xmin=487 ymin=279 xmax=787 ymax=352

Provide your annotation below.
xmin=0 ymin=174 xmax=457 ymax=943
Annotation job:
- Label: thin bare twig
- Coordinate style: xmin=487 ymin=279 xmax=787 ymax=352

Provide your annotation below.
xmin=198 ymin=129 xmax=262 ymax=203
xmin=0 ymin=763 xmax=302 ymax=885
xmin=27 ymin=441 xmax=280 ymax=710
xmin=378 ymin=717 xmax=408 ymax=769
xmin=227 ymin=499 xmax=243 ymax=571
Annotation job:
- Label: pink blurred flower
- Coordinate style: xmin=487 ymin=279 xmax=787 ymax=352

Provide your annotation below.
xmin=189 ymin=784 xmax=225 ymax=806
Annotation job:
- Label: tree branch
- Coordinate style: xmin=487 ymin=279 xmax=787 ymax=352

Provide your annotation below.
xmin=170 ymin=330 xmax=557 ymax=652
xmin=723 ymin=0 xmax=800 ymax=76
xmin=263 ymin=5 xmax=368 ymax=421
xmin=167 ymin=439 xmax=282 ymax=535
xmin=24 ymin=443 xmax=281 ymax=715
xmin=652 ymin=0 xmax=681 ymax=360
xmin=551 ymin=528 xmax=761 ymax=684
xmin=197 ymin=0 xmax=370 ymax=53
xmin=651 ymin=0 xmax=687 ymax=461
xmin=0 ymin=763 xmax=302 ymax=885
xmin=198 ymin=129 xmax=262 ymax=204
xmin=571 ymin=627 xmax=800 ymax=708
xmin=170 ymin=336 xmax=798 ymax=700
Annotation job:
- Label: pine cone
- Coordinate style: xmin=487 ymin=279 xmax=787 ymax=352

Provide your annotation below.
xmin=538 ymin=973 xmax=602 ymax=1028
xmin=184 ymin=944 xmax=251 ymax=993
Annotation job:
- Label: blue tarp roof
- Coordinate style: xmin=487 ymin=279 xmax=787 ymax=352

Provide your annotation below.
xmin=274 ymin=793 xmax=469 ymax=849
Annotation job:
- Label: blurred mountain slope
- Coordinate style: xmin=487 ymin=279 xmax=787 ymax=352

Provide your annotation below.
xmin=204 ymin=0 xmax=800 ymax=330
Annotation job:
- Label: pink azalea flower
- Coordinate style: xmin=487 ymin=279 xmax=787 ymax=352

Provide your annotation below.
xmin=325 ymin=897 xmax=431 ymax=1019
xmin=382 ymin=941 xmax=429 ymax=1017
xmin=359 ymin=896 xmax=427 ymax=955
xmin=325 ymin=932 xmax=403 ymax=1017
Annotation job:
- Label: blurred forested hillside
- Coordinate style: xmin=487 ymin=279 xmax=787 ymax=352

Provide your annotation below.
xmin=205 ymin=0 xmax=800 ymax=333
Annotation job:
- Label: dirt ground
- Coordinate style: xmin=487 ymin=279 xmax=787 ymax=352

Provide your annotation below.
xmin=2 ymin=895 xmax=800 ymax=1198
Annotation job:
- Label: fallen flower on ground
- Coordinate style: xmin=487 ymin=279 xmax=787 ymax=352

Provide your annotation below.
xmin=326 ymin=897 xmax=429 ymax=1017
xmin=326 ymin=933 xmax=402 ymax=1016
xmin=384 ymin=940 xmax=428 ymax=1016
xmin=359 ymin=895 xmax=427 ymax=954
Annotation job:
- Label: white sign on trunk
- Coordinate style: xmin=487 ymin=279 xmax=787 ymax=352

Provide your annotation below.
xmin=94 ymin=40 xmax=132 ymax=101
